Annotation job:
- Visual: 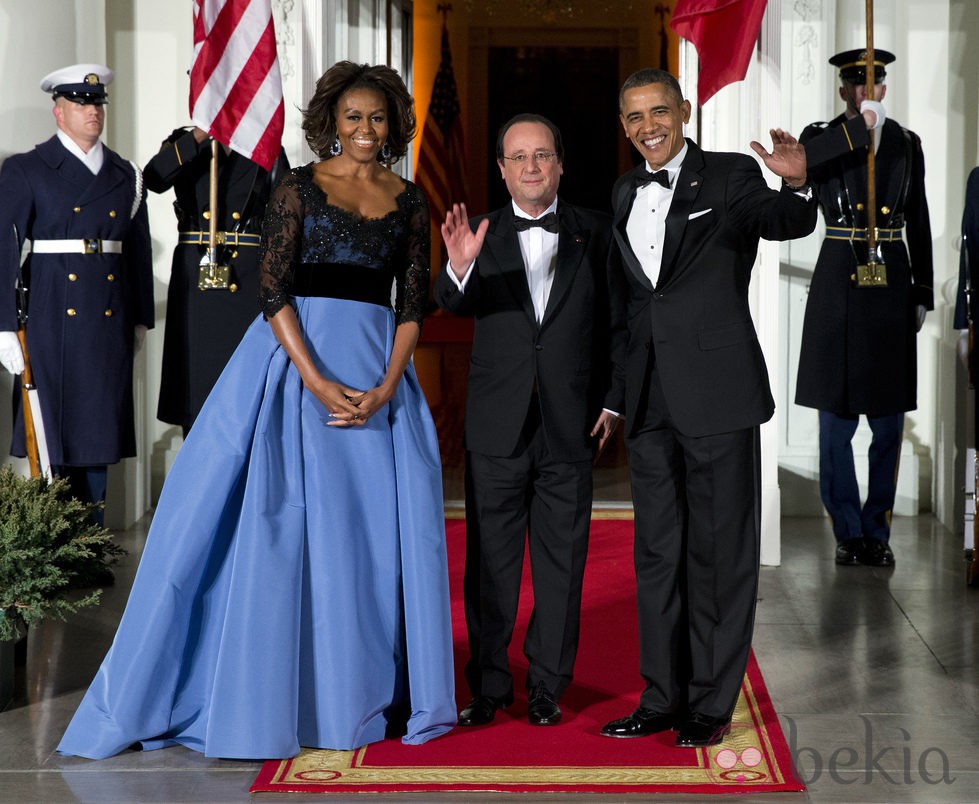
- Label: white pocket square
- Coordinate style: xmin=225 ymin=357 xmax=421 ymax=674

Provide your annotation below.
xmin=688 ymin=208 xmax=712 ymax=220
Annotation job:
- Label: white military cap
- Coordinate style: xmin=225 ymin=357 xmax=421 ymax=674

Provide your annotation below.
xmin=40 ymin=63 xmax=114 ymax=104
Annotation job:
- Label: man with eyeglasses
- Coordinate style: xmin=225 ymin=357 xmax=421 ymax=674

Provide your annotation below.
xmin=435 ymin=113 xmax=622 ymax=728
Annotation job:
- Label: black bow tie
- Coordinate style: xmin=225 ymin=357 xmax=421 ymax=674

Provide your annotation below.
xmin=513 ymin=212 xmax=560 ymax=233
xmin=635 ymin=169 xmax=671 ymax=190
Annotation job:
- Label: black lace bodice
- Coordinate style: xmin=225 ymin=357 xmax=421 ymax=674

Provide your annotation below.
xmin=257 ymin=164 xmax=430 ymax=326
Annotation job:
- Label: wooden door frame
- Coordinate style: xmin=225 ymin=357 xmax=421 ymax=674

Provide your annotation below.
xmin=466 ymin=26 xmax=640 ymax=213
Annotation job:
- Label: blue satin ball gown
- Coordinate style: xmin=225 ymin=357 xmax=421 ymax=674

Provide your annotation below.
xmin=58 ymin=165 xmax=456 ymax=759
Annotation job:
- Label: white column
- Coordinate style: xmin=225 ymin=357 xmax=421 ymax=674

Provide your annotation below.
xmin=778 ymin=0 xmax=836 ymax=518
xmin=690 ymin=2 xmax=784 ymax=566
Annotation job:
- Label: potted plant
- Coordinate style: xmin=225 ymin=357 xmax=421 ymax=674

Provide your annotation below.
xmin=0 ymin=466 xmax=122 ymax=706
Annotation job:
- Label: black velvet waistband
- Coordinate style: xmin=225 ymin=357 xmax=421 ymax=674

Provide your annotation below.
xmin=291 ymin=262 xmax=393 ymax=308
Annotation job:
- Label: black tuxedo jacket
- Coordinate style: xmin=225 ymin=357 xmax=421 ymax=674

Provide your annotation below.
xmin=434 ymin=201 xmax=617 ymax=462
xmin=609 ymin=139 xmax=817 ymax=438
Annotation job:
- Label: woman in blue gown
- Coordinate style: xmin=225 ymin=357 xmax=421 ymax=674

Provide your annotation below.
xmin=58 ymin=62 xmax=456 ymax=760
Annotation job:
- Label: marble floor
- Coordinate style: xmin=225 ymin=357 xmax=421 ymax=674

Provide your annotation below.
xmin=1 ymin=513 xmax=978 ymax=803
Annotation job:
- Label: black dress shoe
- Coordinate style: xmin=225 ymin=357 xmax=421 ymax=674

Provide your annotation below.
xmin=835 ymin=538 xmax=863 ymax=565
xmin=458 ymin=693 xmax=512 ymax=727
xmin=675 ymin=713 xmax=731 ymax=748
xmin=527 ymin=682 xmax=562 ymax=726
xmin=601 ymin=708 xmax=675 ymax=738
xmin=860 ymin=538 xmax=895 ymax=567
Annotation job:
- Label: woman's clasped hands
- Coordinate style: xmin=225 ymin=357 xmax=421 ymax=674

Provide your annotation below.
xmin=312 ymin=376 xmax=391 ymax=426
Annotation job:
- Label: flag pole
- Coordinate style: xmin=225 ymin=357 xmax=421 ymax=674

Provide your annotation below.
xmin=857 ymin=0 xmax=886 ymax=287
xmin=208 ymin=138 xmax=219 ymax=268
xmin=864 ymin=0 xmax=877 ymax=265
xmin=198 ymin=138 xmax=230 ymax=290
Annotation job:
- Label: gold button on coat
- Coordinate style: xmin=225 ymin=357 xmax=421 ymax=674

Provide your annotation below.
xmin=203 ymin=210 xmax=211 ymax=220
xmin=856 ymin=203 xmax=865 ymax=211
xmin=68 ymin=273 xmax=77 ymax=281
xmin=104 ymin=309 xmax=113 ymax=317
xmin=107 ymin=274 xmax=115 ymax=282
xmin=230 ymin=283 xmax=238 ymax=293
xmin=232 ymin=211 xmax=241 ymax=220
xmin=109 ymin=210 xmax=117 ymax=218
xmin=881 ymin=205 xmax=891 ymax=215
xmin=67 ymin=308 xmax=76 ymax=316
xmin=73 ymin=206 xmax=81 ymax=213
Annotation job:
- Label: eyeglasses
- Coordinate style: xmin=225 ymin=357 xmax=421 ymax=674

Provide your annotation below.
xmin=501 ymin=151 xmax=558 ymax=165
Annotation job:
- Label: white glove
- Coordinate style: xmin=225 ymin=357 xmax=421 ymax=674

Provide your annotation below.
xmin=860 ymin=99 xmax=886 ymax=130
xmin=0 ymin=331 xmax=24 ymax=375
xmin=958 ymin=329 xmax=970 ymax=370
xmin=916 ymin=305 xmax=927 ymax=332
xmin=134 ymin=324 xmax=147 ymax=355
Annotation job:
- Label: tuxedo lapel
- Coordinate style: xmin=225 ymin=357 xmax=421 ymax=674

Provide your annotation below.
xmin=658 ymin=140 xmax=704 ymax=286
xmin=483 ymin=209 xmax=537 ymax=325
xmin=613 ymin=165 xmax=654 ymax=292
xmin=539 ymin=203 xmax=585 ymax=329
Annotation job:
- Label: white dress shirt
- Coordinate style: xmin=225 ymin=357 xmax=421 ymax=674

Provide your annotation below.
xmin=625 ymin=142 xmax=688 ymax=288
xmin=57 ymin=130 xmax=104 ymax=175
xmin=513 ymin=199 xmax=559 ymax=323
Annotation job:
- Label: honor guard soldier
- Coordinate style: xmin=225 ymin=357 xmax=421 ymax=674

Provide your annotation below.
xmin=796 ymin=49 xmax=933 ymax=567
xmin=0 ymin=64 xmax=154 ymax=527
xmin=144 ymin=126 xmax=288 ymax=435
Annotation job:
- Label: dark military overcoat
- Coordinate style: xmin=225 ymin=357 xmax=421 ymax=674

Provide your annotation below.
xmin=144 ymin=128 xmax=287 ymax=430
xmin=796 ymin=115 xmax=933 ymax=417
xmin=0 ymin=135 xmax=154 ymax=465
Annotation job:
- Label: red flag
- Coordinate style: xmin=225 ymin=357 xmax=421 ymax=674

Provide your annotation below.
xmin=190 ymin=0 xmax=284 ymax=171
xmin=670 ymin=0 xmax=769 ymax=106
xmin=415 ymin=25 xmax=469 ymax=228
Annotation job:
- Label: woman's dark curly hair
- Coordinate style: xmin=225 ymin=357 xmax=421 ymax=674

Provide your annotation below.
xmin=303 ymin=61 xmax=417 ymax=164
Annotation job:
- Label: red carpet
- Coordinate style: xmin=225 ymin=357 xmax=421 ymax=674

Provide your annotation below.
xmin=251 ymin=516 xmax=804 ymax=794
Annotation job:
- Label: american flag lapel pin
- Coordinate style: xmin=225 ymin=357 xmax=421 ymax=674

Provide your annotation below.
xmin=690 ymin=180 xmax=699 ymax=187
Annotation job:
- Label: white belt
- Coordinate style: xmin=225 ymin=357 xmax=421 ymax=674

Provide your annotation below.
xmin=31 ymin=238 xmax=123 ymax=255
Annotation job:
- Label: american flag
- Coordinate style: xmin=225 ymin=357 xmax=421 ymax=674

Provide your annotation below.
xmin=671 ymin=0 xmax=769 ymax=105
xmin=415 ymin=24 xmax=469 ymax=229
xmin=189 ymin=0 xmax=284 ymax=172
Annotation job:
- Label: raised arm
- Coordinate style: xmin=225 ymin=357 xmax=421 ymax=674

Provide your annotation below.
xmin=143 ymin=127 xmax=209 ymax=194
xmin=748 ymin=129 xmax=807 ymax=187
xmin=441 ymin=202 xmax=489 ymax=279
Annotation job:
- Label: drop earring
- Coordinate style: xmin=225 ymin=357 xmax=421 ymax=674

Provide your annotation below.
xmin=378 ymin=142 xmax=393 ymax=163
xmin=329 ymin=136 xmax=342 ymax=157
